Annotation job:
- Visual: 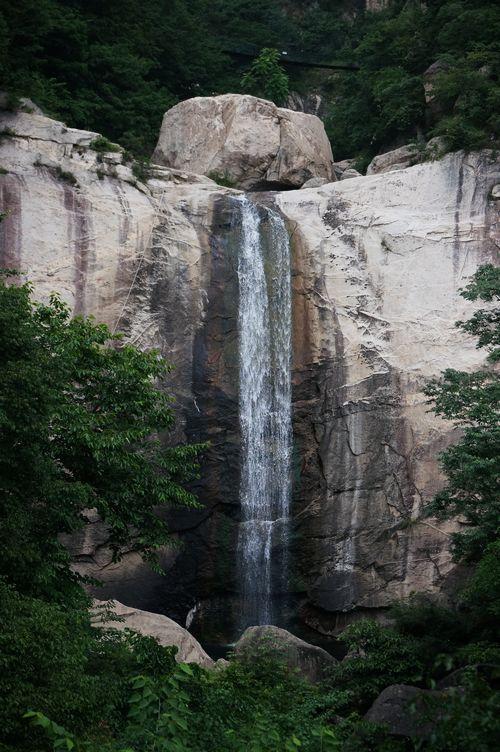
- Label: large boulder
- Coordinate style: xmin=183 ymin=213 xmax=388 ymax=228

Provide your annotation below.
xmin=152 ymin=94 xmax=334 ymax=190
xmin=365 ymin=684 xmax=443 ymax=739
xmin=332 ymin=158 xmax=356 ymax=179
xmin=340 ymin=168 xmax=362 ymax=180
xmin=366 ymin=144 xmax=419 ymax=174
xmin=233 ymin=625 xmax=337 ymax=683
xmin=93 ymin=599 xmax=215 ymax=668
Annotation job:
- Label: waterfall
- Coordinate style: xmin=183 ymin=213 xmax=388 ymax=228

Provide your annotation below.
xmin=235 ymin=195 xmax=292 ymax=628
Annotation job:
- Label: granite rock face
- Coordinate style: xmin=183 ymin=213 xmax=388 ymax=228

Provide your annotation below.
xmin=0 ymin=105 xmax=242 ymax=629
xmin=152 ymin=94 xmax=334 ymax=190
xmin=277 ymin=151 xmax=499 ymax=632
xmin=1 ymin=104 xmax=498 ymax=639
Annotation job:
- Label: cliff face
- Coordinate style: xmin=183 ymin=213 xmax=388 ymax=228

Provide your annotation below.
xmin=1 ymin=104 xmax=498 ymax=639
xmin=278 ymin=153 xmax=499 ymax=632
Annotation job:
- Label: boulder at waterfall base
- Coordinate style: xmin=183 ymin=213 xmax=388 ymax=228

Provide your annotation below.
xmin=93 ymin=599 xmax=214 ymax=668
xmin=233 ymin=625 xmax=337 ymax=683
xmin=365 ymin=684 xmax=449 ymax=739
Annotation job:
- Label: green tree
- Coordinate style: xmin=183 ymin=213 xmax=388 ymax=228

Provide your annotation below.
xmin=0 ymin=272 xmax=205 ymax=604
xmin=240 ymin=48 xmax=289 ymax=105
xmin=424 ymin=264 xmax=500 ymax=563
xmin=323 ymin=619 xmax=424 ymax=713
xmin=0 ymin=580 xmax=178 ymax=751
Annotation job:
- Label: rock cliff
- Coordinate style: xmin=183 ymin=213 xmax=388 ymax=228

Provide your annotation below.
xmin=1 ymin=101 xmax=498 ymax=640
xmin=277 ymin=152 xmax=499 ymax=632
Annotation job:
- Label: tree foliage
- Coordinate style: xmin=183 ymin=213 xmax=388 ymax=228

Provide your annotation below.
xmin=326 ymin=0 xmax=499 ymax=163
xmin=0 ymin=273 xmax=204 ymax=604
xmin=1 ymin=1 xmax=498 ymax=160
xmin=240 ymin=48 xmax=289 ymax=105
xmin=0 ymin=580 xmax=178 ymax=751
xmin=424 ymin=265 xmax=500 ymax=563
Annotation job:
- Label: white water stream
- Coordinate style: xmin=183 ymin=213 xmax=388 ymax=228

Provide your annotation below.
xmin=235 ymin=195 xmax=292 ymax=628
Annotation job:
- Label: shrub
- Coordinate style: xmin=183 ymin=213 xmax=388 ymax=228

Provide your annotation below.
xmin=207 ymin=171 xmax=236 ymax=188
xmin=131 ymin=159 xmax=153 ymax=183
xmin=240 ymin=48 xmax=289 ymax=105
xmin=89 ymin=136 xmax=121 ymax=153
xmin=323 ymin=620 xmax=425 ymax=712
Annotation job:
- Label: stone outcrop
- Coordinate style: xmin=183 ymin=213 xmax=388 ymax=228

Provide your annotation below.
xmin=1 ymin=102 xmax=498 ymax=641
xmin=365 ymin=0 xmax=389 ymax=10
xmin=332 ymin=159 xmax=356 ymax=179
xmin=339 ymin=168 xmax=362 ymax=180
xmin=365 ymin=684 xmax=445 ymax=739
xmin=234 ymin=625 xmax=337 ymax=683
xmin=366 ymin=139 xmax=448 ymax=175
xmin=301 ymin=177 xmax=330 ymax=189
xmin=152 ymin=94 xmax=334 ymax=190
xmin=285 ymin=91 xmax=325 ymax=119
xmin=366 ymin=144 xmax=419 ymax=174
xmin=93 ymin=599 xmax=214 ymax=668
xmin=423 ymin=61 xmax=451 ymax=123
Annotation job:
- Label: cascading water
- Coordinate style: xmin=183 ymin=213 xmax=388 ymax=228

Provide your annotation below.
xmin=235 ymin=195 xmax=292 ymax=629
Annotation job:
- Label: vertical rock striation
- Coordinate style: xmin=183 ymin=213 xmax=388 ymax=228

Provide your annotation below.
xmin=276 ymin=151 xmax=499 ymax=632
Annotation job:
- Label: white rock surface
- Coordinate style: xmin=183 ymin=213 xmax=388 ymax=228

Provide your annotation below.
xmin=152 ymin=94 xmax=334 ymax=190
xmin=276 ymin=149 xmax=499 ymax=624
xmin=93 ymin=599 xmax=214 ymax=668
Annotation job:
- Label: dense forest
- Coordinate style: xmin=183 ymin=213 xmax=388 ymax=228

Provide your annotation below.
xmin=1 ymin=0 xmax=499 ymax=162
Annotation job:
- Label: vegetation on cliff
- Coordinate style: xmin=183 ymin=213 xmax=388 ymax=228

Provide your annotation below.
xmin=0 ymin=1 xmax=498 ymax=161
xmin=0 ymin=272 xmax=203 ymax=749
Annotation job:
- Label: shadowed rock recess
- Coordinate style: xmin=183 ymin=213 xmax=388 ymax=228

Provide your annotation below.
xmin=1 ymin=100 xmax=498 ymax=641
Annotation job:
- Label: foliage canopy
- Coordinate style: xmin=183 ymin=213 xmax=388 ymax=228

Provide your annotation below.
xmin=1 ymin=1 xmax=498 ymax=160
xmin=424 ymin=265 xmax=500 ymax=563
xmin=0 ymin=273 xmax=204 ymax=604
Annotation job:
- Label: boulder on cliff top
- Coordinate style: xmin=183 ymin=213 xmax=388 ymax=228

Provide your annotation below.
xmin=92 ymin=599 xmax=214 ymax=669
xmin=152 ymin=94 xmax=334 ymax=190
xmin=366 ymin=144 xmax=419 ymax=175
xmin=233 ymin=625 xmax=337 ymax=683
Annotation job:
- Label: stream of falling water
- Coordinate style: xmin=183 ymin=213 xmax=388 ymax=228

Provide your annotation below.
xmin=235 ymin=195 xmax=292 ymax=629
